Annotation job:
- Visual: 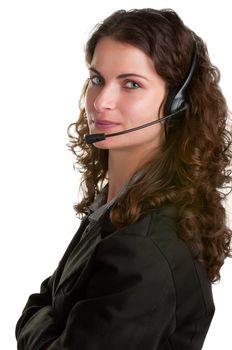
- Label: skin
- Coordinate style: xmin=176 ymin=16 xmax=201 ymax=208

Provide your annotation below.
xmin=85 ymin=37 xmax=167 ymax=203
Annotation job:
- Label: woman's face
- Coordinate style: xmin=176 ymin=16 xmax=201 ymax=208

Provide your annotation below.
xmin=85 ymin=37 xmax=166 ymax=152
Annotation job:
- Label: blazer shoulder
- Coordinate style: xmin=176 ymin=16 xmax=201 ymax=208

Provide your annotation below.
xmin=110 ymin=204 xmax=215 ymax=323
xmin=107 ymin=204 xmax=178 ymax=239
xmin=146 ymin=205 xmax=215 ymax=323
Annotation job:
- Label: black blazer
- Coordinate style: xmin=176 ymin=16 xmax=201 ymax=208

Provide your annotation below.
xmin=15 ymin=205 xmax=215 ymax=349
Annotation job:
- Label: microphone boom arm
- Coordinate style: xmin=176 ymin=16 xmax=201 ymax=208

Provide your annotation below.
xmin=85 ymin=106 xmax=187 ymax=144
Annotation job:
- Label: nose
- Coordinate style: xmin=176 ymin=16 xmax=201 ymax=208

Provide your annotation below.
xmin=93 ymin=85 xmax=118 ymax=112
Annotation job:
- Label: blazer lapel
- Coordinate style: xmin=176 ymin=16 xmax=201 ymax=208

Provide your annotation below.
xmin=54 ymin=219 xmax=103 ymax=294
xmin=54 ymin=208 xmax=118 ymax=295
xmin=52 ymin=216 xmax=89 ymax=295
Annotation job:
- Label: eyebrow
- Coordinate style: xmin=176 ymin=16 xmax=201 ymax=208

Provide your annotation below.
xmin=88 ymin=66 xmax=149 ymax=81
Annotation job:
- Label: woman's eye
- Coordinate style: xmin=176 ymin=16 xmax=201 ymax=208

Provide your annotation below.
xmin=88 ymin=76 xmax=141 ymax=89
xmin=125 ymin=80 xmax=141 ymax=89
xmin=89 ymin=76 xmax=103 ymax=85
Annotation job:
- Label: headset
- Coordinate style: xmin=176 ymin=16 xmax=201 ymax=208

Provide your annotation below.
xmin=162 ymin=40 xmax=197 ymax=139
xmin=85 ymin=41 xmax=197 ymax=144
xmin=164 ymin=42 xmax=197 ymax=115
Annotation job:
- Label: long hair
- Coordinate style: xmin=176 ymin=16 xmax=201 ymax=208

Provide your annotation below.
xmin=67 ymin=8 xmax=232 ymax=283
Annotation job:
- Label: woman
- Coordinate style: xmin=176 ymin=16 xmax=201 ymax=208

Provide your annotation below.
xmin=15 ymin=8 xmax=232 ymax=350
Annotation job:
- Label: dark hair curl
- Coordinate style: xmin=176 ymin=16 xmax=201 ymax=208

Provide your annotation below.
xmin=67 ymin=8 xmax=232 ymax=283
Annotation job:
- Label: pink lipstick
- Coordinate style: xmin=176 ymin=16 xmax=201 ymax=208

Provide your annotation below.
xmin=93 ymin=119 xmax=119 ymax=129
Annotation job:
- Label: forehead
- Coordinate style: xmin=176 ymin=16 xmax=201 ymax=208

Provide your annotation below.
xmin=90 ymin=37 xmax=156 ymax=76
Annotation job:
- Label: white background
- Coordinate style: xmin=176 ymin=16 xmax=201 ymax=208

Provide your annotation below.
xmin=0 ymin=1 xmax=231 ymax=349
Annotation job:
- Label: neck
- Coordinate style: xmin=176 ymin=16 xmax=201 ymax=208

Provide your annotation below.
xmin=106 ymin=147 xmax=151 ymax=203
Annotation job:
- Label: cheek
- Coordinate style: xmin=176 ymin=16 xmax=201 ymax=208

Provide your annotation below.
xmin=124 ymin=94 xmax=161 ymax=124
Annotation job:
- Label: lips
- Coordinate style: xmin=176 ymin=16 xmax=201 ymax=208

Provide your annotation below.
xmin=92 ymin=119 xmax=119 ymax=130
xmin=94 ymin=119 xmax=119 ymax=125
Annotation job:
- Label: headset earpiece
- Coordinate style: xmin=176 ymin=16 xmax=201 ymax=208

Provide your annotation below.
xmin=163 ymin=88 xmax=184 ymax=116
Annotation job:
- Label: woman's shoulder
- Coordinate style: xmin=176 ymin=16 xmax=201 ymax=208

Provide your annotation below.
xmin=125 ymin=204 xmax=198 ymax=267
xmin=108 ymin=204 xmax=208 ymax=280
xmin=109 ymin=204 xmax=178 ymax=239
xmin=102 ymin=204 xmax=195 ymax=266
xmin=100 ymin=204 xmax=214 ymax=316
xmin=102 ymin=204 xmax=186 ymax=262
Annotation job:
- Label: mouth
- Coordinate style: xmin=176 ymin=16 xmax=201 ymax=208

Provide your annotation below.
xmin=92 ymin=120 xmax=120 ymax=129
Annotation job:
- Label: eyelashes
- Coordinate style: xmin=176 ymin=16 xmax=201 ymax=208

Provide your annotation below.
xmin=88 ymin=76 xmax=141 ymax=89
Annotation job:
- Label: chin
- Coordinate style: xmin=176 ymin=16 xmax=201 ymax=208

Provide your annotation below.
xmin=92 ymin=140 xmax=110 ymax=149
xmin=92 ymin=139 xmax=120 ymax=150
xmin=93 ymin=141 xmax=136 ymax=152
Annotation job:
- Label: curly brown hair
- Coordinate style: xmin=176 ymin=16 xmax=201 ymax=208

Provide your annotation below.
xmin=66 ymin=8 xmax=232 ymax=283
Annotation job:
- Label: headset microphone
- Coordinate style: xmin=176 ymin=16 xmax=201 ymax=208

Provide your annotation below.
xmin=85 ymin=42 xmax=197 ymax=145
xmin=85 ymin=106 xmax=187 ymax=144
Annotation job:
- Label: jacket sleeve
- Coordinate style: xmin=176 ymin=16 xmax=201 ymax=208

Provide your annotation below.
xmin=47 ymin=233 xmax=177 ymax=350
xmin=15 ymin=269 xmax=60 ymax=350
xmin=15 ymin=217 xmax=89 ymax=350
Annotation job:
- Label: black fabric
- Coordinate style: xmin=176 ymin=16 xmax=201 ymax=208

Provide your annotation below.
xmin=15 ymin=205 xmax=215 ymax=350
xmin=100 ymin=208 xmax=117 ymax=238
